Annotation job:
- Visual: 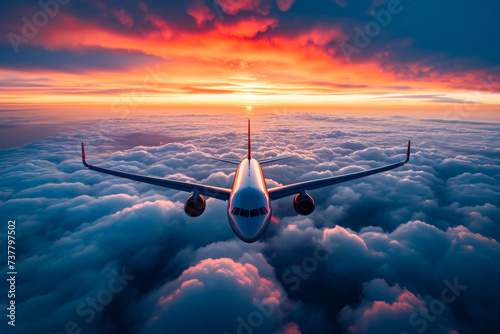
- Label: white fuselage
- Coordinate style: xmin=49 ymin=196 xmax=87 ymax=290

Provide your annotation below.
xmin=227 ymin=158 xmax=271 ymax=242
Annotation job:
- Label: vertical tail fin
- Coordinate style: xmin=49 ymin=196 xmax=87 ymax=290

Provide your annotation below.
xmin=247 ymin=119 xmax=251 ymax=159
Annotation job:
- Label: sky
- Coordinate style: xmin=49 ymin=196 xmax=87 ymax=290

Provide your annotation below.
xmin=0 ymin=0 xmax=499 ymax=112
xmin=1 ymin=1 xmax=500 ymax=334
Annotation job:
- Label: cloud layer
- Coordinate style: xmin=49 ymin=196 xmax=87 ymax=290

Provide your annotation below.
xmin=0 ymin=112 xmax=499 ymax=333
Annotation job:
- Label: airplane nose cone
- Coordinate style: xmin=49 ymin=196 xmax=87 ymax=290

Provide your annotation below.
xmin=229 ymin=186 xmax=270 ymax=242
xmin=229 ymin=215 xmax=268 ymax=243
xmin=238 ymin=217 xmax=263 ymax=240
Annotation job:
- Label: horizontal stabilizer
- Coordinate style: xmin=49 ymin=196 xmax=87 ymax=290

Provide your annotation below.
xmin=259 ymin=155 xmax=294 ymax=165
xmin=206 ymin=156 xmax=241 ymax=165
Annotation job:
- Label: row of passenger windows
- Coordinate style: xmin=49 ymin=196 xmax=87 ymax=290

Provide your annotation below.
xmin=231 ymin=206 xmax=268 ymax=217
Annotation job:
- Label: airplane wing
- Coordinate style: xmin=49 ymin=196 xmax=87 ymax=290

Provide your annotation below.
xmin=268 ymin=141 xmax=411 ymax=200
xmin=81 ymin=143 xmax=231 ymax=201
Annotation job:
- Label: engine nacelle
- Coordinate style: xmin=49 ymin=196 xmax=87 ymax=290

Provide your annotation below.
xmin=184 ymin=194 xmax=206 ymax=217
xmin=293 ymin=193 xmax=315 ymax=215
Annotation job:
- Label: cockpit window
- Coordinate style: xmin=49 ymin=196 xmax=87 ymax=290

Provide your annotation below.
xmin=231 ymin=206 xmax=269 ymax=217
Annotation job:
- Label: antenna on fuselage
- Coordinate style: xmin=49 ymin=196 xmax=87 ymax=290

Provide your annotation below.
xmin=247 ymin=119 xmax=251 ymax=160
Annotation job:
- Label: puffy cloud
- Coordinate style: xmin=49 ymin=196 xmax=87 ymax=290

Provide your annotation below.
xmin=266 ymin=219 xmax=500 ymax=333
xmin=130 ymin=253 xmax=291 ymax=334
xmin=1 ymin=112 xmax=499 ymax=334
xmin=338 ymin=279 xmax=453 ymax=334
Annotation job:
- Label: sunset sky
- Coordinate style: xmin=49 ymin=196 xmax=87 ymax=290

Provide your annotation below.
xmin=2 ymin=2 xmax=500 ymax=334
xmin=1 ymin=0 xmax=499 ymax=112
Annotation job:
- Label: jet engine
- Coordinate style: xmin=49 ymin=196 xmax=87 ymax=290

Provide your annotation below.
xmin=293 ymin=193 xmax=315 ymax=215
xmin=184 ymin=194 xmax=206 ymax=217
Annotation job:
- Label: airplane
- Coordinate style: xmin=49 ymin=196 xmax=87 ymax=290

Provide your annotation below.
xmin=82 ymin=120 xmax=411 ymax=243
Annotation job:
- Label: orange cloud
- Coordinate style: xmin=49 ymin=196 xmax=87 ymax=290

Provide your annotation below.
xmin=2 ymin=11 xmax=499 ymax=112
xmin=215 ymin=17 xmax=278 ymax=38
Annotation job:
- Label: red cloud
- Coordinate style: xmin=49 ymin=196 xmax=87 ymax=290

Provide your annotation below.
xmin=296 ymin=26 xmax=345 ymax=46
xmin=138 ymin=2 xmax=148 ymax=12
xmin=276 ymin=322 xmax=302 ymax=334
xmin=6 ymin=9 xmax=491 ymax=110
xmin=340 ymin=279 xmax=428 ymax=334
xmin=215 ymin=17 xmax=278 ymax=38
xmin=187 ymin=0 xmax=215 ymax=26
xmin=112 ymin=9 xmax=134 ymax=28
xmin=145 ymin=14 xmax=173 ymax=40
xmin=276 ymin=0 xmax=295 ymax=11
xmin=215 ymin=0 xmax=271 ymax=15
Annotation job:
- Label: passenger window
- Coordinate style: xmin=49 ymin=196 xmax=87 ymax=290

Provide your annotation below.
xmin=240 ymin=209 xmax=249 ymax=217
xmin=260 ymin=206 xmax=268 ymax=214
xmin=250 ymin=209 xmax=259 ymax=217
xmin=232 ymin=207 xmax=240 ymax=215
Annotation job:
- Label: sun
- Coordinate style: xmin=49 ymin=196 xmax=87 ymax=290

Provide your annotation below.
xmin=247 ymin=106 xmax=252 ymax=110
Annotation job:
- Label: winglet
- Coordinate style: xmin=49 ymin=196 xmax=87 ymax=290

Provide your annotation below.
xmin=404 ymin=140 xmax=411 ymax=164
xmin=81 ymin=142 xmax=90 ymax=168
xmin=247 ymin=119 xmax=251 ymax=159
